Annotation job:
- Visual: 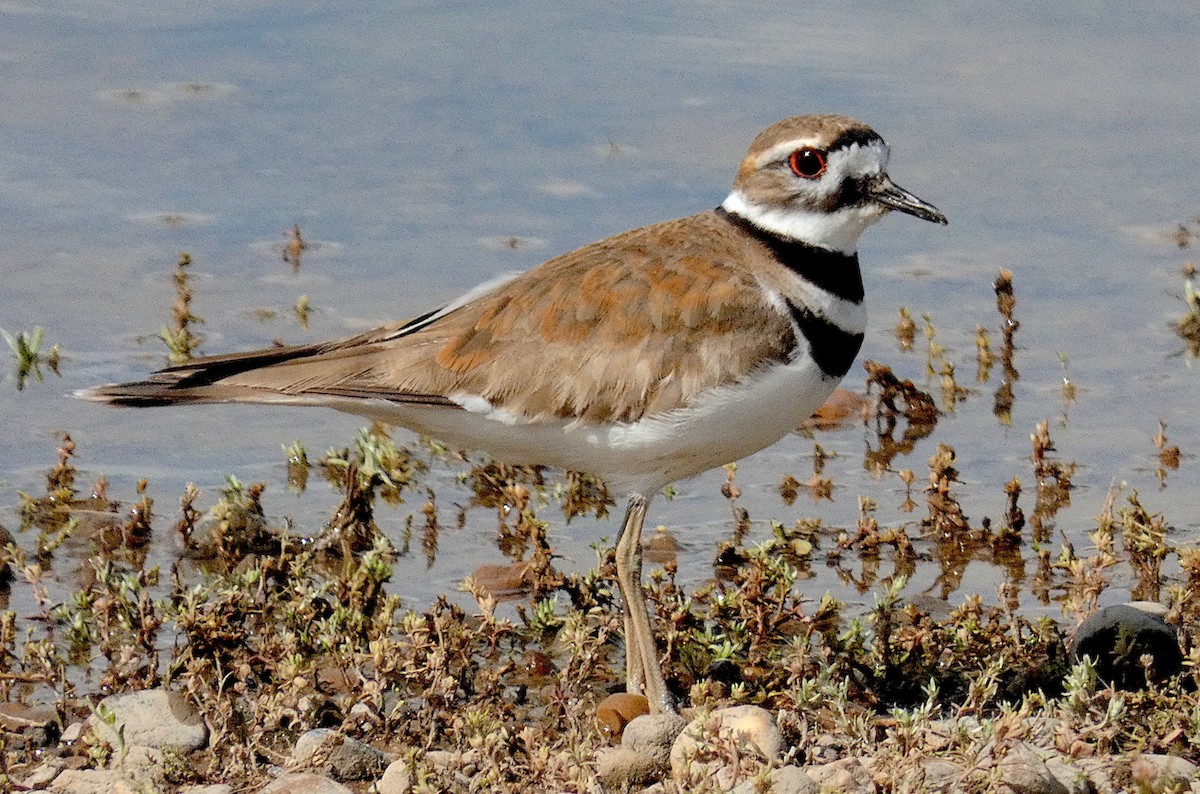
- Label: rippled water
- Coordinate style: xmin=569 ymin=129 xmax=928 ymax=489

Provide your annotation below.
xmin=1 ymin=2 xmax=1198 ymax=631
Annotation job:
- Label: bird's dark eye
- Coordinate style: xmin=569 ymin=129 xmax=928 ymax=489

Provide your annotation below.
xmin=788 ymin=147 xmax=827 ymax=179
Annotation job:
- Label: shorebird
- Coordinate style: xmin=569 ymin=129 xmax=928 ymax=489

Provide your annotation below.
xmin=82 ymin=114 xmax=946 ymax=713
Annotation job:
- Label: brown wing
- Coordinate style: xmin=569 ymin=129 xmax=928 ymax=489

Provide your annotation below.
xmin=89 ymin=211 xmax=796 ymax=424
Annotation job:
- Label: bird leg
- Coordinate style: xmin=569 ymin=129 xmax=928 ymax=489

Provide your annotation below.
xmin=614 ymin=492 xmax=676 ymax=713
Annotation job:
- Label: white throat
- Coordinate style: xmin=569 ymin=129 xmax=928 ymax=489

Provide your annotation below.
xmin=721 ymin=189 xmax=885 ymax=256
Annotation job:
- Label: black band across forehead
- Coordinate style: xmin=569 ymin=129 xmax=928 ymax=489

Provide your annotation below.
xmin=828 ymin=127 xmax=884 ymax=153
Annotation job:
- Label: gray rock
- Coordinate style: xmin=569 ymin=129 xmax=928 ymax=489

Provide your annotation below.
xmin=804 ymin=757 xmax=874 ymax=794
xmin=90 ymin=688 xmax=208 ymax=752
xmin=1070 ymin=603 xmax=1183 ymax=688
xmin=423 ymin=749 xmax=455 ymax=767
xmin=19 ymin=759 xmax=64 ymax=788
xmin=180 ymin=786 xmax=234 ymax=794
xmin=1073 ymin=757 xmax=1116 ymax=794
xmin=622 ymin=712 xmax=687 ymax=770
xmin=670 ymin=706 xmax=785 ymax=788
xmin=371 ymin=758 xmax=413 ymax=794
xmin=289 ymin=728 xmax=390 ymax=781
xmin=260 ymin=772 xmax=354 ymax=794
xmin=1129 ymin=753 xmax=1198 ymax=792
xmin=1043 ymin=757 xmax=1091 ymax=794
xmin=48 ymin=768 xmax=140 ymax=794
xmin=732 ymin=765 xmax=819 ymax=794
xmin=61 ymin=721 xmax=85 ymax=744
xmin=913 ymin=759 xmax=967 ymax=792
xmin=0 ymin=701 xmax=59 ymax=746
xmin=596 ymin=746 xmax=663 ymax=789
xmin=118 ymin=745 xmax=166 ymax=786
xmin=992 ymin=743 xmax=1068 ymax=794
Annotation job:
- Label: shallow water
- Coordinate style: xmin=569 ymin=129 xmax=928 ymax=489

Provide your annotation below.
xmin=1 ymin=2 xmax=1198 ymax=635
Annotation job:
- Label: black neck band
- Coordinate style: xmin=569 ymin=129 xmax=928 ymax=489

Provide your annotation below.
xmin=716 ymin=206 xmax=865 ymax=303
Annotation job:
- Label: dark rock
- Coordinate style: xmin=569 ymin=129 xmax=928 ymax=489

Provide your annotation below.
xmin=1069 ymin=604 xmax=1183 ymax=689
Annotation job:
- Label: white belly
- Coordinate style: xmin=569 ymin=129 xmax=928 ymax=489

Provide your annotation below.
xmin=329 ymin=350 xmax=842 ymax=497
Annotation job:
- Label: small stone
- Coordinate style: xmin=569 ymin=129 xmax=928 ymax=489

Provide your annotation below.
xmin=1129 ymin=753 xmax=1198 ymax=792
xmin=19 ymin=760 xmax=64 ymax=788
xmin=732 ymin=765 xmax=818 ymax=794
xmin=424 ymin=749 xmax=455 ymax=767
xmin=670 ymin=706 xmax=784 ymax=786
xmin=371 ymin=758 xmax=413 ymax=794
xmin=1073 ymin=757 xmax=1116 ymax=794
xmin=644 ymin=526 xmax=682 ymax=564
xmin=622 ymin=712 xmax=687 ymax=768
xmin=471 ymin=561 xmax=531 ymax=597
xmin=805 ymin=388 xmax=868 ymax=429
xmin=61 ymin=721 xmax=85 ymax=743
xmin=991 ymin=743 xmax=1067 ymax=794
xmin=804 ymin=757 xmax=874 ymax=793
xmin=0 ymin=702 xmax=59 ymax=747
xmin=259 ymin=772 xmax=353 ymax=794
xmin=49 ymin=768 xmax=139 ymax=794
xmin=179 ymin=786 xmax=234 ymax=794
xmin=90 ymin=688 xmax=208 ymax=752
xmin=118 ymin=745 xmax=166 ymax=785
xmin=1043 ymin=757 xmax=1091 ymax=794
xmin=596 ymin=692 xmax=649 ymax=739
xmin=1070 ymin=603 xmax=1183 ymax=688
xmin=914 ymin=759 xmax=966 ymax=792
xmin=596 ymin=746 xmax=662 ymax=789
xmin=290 ymin=728 xmax=390 ymax=781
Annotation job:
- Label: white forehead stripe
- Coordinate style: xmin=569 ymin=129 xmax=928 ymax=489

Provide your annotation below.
xmin=828 ymin=140 xmax=890 ymax=176
xmin=754 ymin=138 xmax=890 ymax=176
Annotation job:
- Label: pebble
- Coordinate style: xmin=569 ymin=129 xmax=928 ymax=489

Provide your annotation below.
xmin=596 ymin=746 xmax=663 ymax=789
xmin=596 ymin=692 xmax=650 ymax=739
xmin=731 ymin=764 xmax=819 ymax=794
xmin=623 ymin=712 xmax=687 ymax=763
xmin=987 ymin=742 xmax=1068 ymax=794
xmin=470 ymin=561 xmax=531 ymax=597
xmin=804 ymin=757 xmax=874 ymax=794
xmin=371 ymin=758 xmax=413 ymax=794
xmin=49 ymin=768 xmax=139 ymax=794
xmin=914 ymin=758 xmax=967 ymax=791
xmin=179 ymin=786 xmax=234 ymax=794
xmin=1128 ymin=752 xmax=1199 ymax=792
xmin=89 ymin=688 xmax=208 ymax=752
xmin=1043 ymin=757 xmax=1091 ymax=794
xmin=260 ymin=772 xmax=354 ymax=794
xmin=19 ymin=759 xmax=65 ymax=789
xmin=595 ymin=710 xmax=687 ymax=788
xmin=118 ymin=745 xmax=166 ymax=786
xmin=670 ymin=705 xmax=784 ymax=787
xmin=1069 ymin=603 xmax=1183 ymax=688
xmin=0 ymin=701 xmax=59 ymax=746
xmin=289 ymin=728 xmax=391 ymax=781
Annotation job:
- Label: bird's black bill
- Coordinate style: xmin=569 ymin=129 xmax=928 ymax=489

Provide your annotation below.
xmin=870 ymin=178 xmax=948 ymax=225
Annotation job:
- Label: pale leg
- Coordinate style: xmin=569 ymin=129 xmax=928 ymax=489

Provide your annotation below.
xmin=614 ymin=493 xmax=676 ymax=713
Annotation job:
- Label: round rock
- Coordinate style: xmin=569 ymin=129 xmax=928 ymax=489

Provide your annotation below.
xmin=1070 ymin=603 xmax=1183 ymax=688
xmin=372 ymin=758 xmax=413 ymax=794
xmin=89 ymin=688 xmax=208 ymax=752
xmin=596 ymin=746 xmax=663 ymax=789
xmin=1129 ymin=753 xmax=1199 ymax=792
xmin=260 ymin=773 xmax=353 ymax=794
xmin=290 ymin=728 xmax=390 ymax=781
xmin=670 ymin=705 xmax=784 ymax=784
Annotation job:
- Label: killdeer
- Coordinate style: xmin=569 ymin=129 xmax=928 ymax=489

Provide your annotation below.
xmin=82 ymin=114 xmax=946 ymax=714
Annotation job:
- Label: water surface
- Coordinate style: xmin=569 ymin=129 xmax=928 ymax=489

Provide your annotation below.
xmin=1 ymin=2 xmax=1197 ymax=626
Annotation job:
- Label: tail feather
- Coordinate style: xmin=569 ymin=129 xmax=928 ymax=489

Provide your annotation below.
xmin=78 ymin=340 xmax=331 ymax=406
xmin=78 ymin=337 xmax=459 ymax=409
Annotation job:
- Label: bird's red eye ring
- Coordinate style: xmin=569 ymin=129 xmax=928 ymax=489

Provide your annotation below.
xmin=788 ymin=147 xmax=827 ymax=179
